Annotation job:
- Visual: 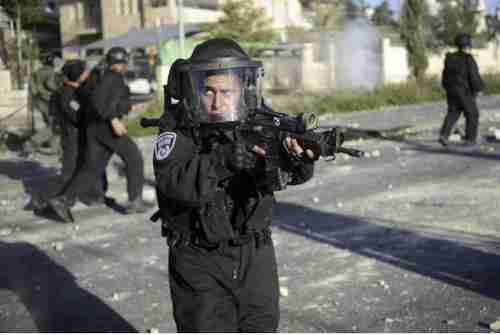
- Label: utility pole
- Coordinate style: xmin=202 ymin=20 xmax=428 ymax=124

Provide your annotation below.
xmin=178 ymin=0 xmax=185 ymax=58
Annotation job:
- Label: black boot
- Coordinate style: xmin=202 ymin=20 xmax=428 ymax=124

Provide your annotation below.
xmin=438 ymin=136 xmax=449 ymax=147
xmin=47 ymin=196 xmax=74 ymax=223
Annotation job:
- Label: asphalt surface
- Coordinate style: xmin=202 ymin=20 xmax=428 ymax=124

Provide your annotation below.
xmin=1 ymin=96 xmax=500 ymax=332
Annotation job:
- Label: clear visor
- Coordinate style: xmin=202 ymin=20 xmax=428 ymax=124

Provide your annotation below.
xmin=188 ymin=66 xmax=263 ymax=124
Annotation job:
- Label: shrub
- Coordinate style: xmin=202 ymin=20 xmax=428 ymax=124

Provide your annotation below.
xmin=127 ymin=99 xmax=163 ymax=137
xmin=127 ymin=74 xmax=500 ymax=137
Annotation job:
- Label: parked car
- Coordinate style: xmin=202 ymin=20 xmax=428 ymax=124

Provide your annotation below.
xmin=84 ymin=55 xmax=155 ymax=96
xmin=124 ymin=70 xmax=153 ymax=95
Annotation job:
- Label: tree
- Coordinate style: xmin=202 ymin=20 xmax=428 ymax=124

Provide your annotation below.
xmin=310 ymin=0 xmax=346 ymax=31
xmin=0 ymin=0 xmax=47 ymax=27
xmin=400 ymin=0 xmax=429 ymax=84
xmin=0 ymin=0 xmax=46 ymax=87
xmin=431 ymin=0 xmax=482 ymax=47
xmin=346 ymin=0 xmax=368 ymax=20
xmin=372 ymin=0 xmax=394 ymax=26
xmin=201 ymin=0 xmax=277 ymax=56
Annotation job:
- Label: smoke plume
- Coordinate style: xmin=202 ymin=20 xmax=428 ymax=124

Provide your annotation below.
xmin=334 ymin=18 xmax=381 ymax=90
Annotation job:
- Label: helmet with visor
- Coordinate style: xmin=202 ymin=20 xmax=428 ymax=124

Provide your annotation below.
xmin=168 ymin=38 xmax=264 ymax=125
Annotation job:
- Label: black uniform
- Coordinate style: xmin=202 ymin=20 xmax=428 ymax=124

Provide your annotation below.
xmin=153 ymin=110 xmax=314 ymax=332
xmin=440 ymin=50 xmax=484 ymax=143
xmin=58 ymin=69 xmax=143 ymax=204
xmin=57 ymin=84 xmax=82 ymax=184
xmin=48 ymin=64 xmax=108 ymax=205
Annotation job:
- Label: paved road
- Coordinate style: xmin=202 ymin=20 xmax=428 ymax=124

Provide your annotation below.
xmin=1 ymin=99 xmax=500 ymax=332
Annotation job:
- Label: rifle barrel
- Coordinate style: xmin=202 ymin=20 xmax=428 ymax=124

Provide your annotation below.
xmin=140 ymin=117 xmax=160 ymax=128
xmin=337 ymin=147 xmax=364 ymax=158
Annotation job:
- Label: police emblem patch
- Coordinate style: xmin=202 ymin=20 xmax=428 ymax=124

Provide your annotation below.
xmin=154 ymin=132 xmax=176 ymax=160
xmin=69 ymin=100 xmax=80 ymax=112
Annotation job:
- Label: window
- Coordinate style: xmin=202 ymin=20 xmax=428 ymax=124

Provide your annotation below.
xmin=76 ymin=2 xmax=84 ymax=21
xmin=83 ymin=0 xmax=100 ymax=28
xmin=68 ymin=5 xmax=76 ymax=21
xmin=151 ymin=0 xmax=168 ymax=8
xmin=115 ymin=0 xmax=139 ymax=15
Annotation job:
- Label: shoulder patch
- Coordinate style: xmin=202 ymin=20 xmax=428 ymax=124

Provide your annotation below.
xmin=154 ymin=131 xmax=177 ymax=160
xmin=69 ymin=100 xmax=80 ymax=112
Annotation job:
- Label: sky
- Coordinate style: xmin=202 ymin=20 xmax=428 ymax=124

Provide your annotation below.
xmin=365 ymin=0 xmax=499 ymax=15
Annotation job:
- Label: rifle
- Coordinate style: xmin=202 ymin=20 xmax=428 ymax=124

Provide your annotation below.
xmin=141 ymin=102 xmax=364 ymax=190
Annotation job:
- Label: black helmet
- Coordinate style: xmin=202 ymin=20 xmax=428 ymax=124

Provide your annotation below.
xmin=62 ymin=59 xmax=87 ymax=82
xmin=167 ymin=38 xmax=264 ymax=125
xmin=105 ymin=47 xmax=129 ymax=66
xmin=454 ymin=33 xmax=472 ymax=49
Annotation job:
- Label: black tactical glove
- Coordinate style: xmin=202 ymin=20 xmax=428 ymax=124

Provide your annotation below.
xmin=216 ymin=142 xmax=257 ymax=172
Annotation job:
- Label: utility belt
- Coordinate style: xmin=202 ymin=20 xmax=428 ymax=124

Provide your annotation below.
xmin=150 ymin=210 xmax=272 ymax=250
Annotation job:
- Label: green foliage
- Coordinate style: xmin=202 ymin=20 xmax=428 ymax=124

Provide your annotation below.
xmin=0 ymin=0 xmax=47 ymax=26
xmin=274 ymin=75 xmax=500 ymax=117
xmin=400 ymin=0 xmax=429 ymax=83
xmin=372 ymin=0 xmax=394 ymax=26
xmin=346 ymin=0 xmax=367 ymax=19
xmin=127 ymin=100 xmax=163 ymax=137
xmin=481 ymin=73 xmax=500 ymax=95
xmin=310 ymin=0 xmax=346 ymax=31
xmin=200 ymin=0 xmax=277 ymax=56
xmin=271 ymin=78 xmax=446 ymax=116
xmin=432 ymin=0 xmax=481 ymax=47
xmin=128 ymin=75 xmax=500 ymax=137
xmin=159 ymin=38 xmax=199 ymax=65
xmin=285 ymin=25 xmax=310 ymax=43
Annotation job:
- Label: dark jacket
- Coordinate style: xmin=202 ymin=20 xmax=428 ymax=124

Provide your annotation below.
xmin=442 ymin=51 xmax=484 ymax=95
xmin=90 ymin=70 xmax=131 ymax=122
xmin=54 ymin=84 xmax=81 ymax=136
xmin=153 ymin=108 xmax=314 ymax=245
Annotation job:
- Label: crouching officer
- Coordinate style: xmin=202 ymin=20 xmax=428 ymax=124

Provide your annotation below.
xmin=151 ymin=38 xmax=315 ymax=332
xmin=440 ymin=32 xmax=485 ymax=147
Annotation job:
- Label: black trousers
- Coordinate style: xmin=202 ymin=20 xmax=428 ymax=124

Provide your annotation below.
xmin=61 ymin=122 xmax=143 ymax=202
xmin=60 ymin=130 xmax=79 ymax=185
xmin=168 ymin=238 xmax=280 ymax=332
xmin=440 ymin=89 xmax=479 ymax=142
xmin=58 ymin=127 xmax=108 ymax=203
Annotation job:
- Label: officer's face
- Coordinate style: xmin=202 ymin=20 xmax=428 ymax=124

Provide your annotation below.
xmin=111 ymin=63 xmax=128 ymax=74
xmin=201 ymin=74 xmax=242 ymax=122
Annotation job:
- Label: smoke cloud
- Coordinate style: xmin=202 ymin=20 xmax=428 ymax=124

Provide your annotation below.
xmin=334 ymin=18 xmax=381 ymax=90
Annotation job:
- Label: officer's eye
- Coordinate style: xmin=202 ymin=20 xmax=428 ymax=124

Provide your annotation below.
xmin=203 ymin=88 xmax=215 ymax=98
xmin=220 ymin=90 xmax=233 ymax=98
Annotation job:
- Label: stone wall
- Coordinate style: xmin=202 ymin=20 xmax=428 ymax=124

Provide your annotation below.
xmin=0 ymin=69 xmax=11 ymax=93
xmin=381 ymin=38 xmax=500 ymax=83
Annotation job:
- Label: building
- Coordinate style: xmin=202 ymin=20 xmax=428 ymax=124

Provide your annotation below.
xmin=59 ymin=0 xmax=218 ymax=56
xmin=254 ymin=0 xmax=307 ymax=30
xmin=58 ymin=0 xmax=306 ymax=56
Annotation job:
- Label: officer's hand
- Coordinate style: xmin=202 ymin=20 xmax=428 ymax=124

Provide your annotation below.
xmin=111 ymin=118 xmax=128 ymax=136
xmin=285 ymin=137 xmax=314 ymax=160
xmin=220 ymin=142 xmax=261 ymax=171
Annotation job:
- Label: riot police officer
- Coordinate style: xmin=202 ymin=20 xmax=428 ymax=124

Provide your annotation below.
xmin=26 ymin=53 xmax=63 ymax=154
xmin=440 ymin=33 xmax=485 ymax=147
xmin=46 ymin=47 xmax=146 ymax=222
xmin=57 ymin=59 xmax=89 ymax=184
xmin=152 ymin=38 xmax=315 ymax=332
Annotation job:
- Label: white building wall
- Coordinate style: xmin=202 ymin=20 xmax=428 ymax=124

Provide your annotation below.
xmin=182 ymin=7 xmax=223 ymax=22
xmin=381 ymin=38 xmax=500 ymax=84
xmin=381 ymin=38 xmax=410 ymax=83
